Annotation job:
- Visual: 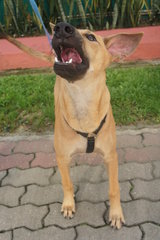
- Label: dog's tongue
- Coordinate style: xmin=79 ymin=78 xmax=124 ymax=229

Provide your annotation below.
xmin=61 ymin=48 xmax=82 ymax=63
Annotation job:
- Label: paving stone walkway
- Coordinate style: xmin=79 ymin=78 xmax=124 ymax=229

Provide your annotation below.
xmin=0 ymin=127 xmax=160 ymax=240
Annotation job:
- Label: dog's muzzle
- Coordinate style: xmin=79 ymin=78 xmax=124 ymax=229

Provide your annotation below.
xmin=52 ymin=22 xmax=89 ymax=82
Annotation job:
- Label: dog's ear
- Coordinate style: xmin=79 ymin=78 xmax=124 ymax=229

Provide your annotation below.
xmin=103 ymin=33 xmax=143 ymax=61
xmin=49 ymin=22 xmax=55 ymax=35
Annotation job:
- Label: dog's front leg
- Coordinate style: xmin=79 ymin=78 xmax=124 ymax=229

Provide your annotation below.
xmin=105 ymin=152 xmax=125 ymax=229
xmin=56 ymin=156 xmax=75 ymax=218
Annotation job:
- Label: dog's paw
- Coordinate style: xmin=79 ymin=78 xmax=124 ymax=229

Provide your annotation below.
xmin=61 ymin=197 xmax=75 ymax=219
xmin=109 ymin=206 xmax=125 ymax=229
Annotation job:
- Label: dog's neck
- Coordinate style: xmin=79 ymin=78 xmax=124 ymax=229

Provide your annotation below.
xmin=57 ymin=71 xmax=110 ymax=133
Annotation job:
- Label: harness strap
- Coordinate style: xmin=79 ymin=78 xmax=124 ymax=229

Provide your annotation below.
xmin=65 ymin=115 xmax=107 ymax=153
xmin=86 ymin=136 xmax=96 ymax=153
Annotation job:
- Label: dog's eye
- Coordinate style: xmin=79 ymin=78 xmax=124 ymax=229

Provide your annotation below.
xmin=85 ymin=34 xmax=97 ymax=42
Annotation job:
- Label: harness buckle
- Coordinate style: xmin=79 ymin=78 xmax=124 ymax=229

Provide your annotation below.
xmin=88 ymin=132 xmax=97 ymax=138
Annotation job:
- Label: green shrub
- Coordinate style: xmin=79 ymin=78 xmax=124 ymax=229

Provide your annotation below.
xmin=0 ymin=0 xmax=157 ymax=36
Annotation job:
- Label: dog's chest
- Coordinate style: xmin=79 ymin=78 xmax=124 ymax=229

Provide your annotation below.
xmin=67 ymin=86 xmax=92 ymax=120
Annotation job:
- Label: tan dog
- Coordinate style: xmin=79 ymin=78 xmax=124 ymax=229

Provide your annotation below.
xmin=6 ymin=22 xmax=142 ymax=229
xmin=50 ymin=22 xmax=143 ymax=229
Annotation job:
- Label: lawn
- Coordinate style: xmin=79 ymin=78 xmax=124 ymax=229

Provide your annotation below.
xmin=0 ymin=65 xmax=160 ymax=134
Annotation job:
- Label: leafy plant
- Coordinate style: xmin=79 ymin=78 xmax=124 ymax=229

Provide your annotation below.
xmin=57 ymin=0 xmax=67 ymax=22
xmin=119 ymin=0 xmax=151 ymax=27
xmin=151 ymin=0 xmax=160 ymax=23
xmin=0 ymin=0 xmax=158 ymax=36
xmin=4 ymin=0 xmax=20 ymax=34
xmin=76 ymin=0 xmax=87 ymax=27
xmin=112 ymin=0 xmax=119 ymax=28
xmin=3 ymin=0 xmax=43 ymax=36
xmin=84 ymin=0 xmax=112 ymax=30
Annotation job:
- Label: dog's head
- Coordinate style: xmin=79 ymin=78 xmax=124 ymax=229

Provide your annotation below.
xmin=50 ymin=22 xmax=143 ymax=82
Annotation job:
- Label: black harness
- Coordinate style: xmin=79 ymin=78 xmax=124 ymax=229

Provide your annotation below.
xmin=65 ymin=115 xmax=107 ymax=153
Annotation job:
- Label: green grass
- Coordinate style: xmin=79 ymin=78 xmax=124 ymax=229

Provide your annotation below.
xmin=0 ymin=65 xmax=160 ymax=133
xmin=107 ymin=65 xmax=160 ymax=125
xmin=0 ymin=73 xmax=56 ymax=133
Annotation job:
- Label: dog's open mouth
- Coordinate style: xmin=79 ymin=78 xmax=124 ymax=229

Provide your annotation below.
xmin=52 ymin=39 xmax=89 ymax=81
xmin=55 ymin=47 xmax=82 ymax=64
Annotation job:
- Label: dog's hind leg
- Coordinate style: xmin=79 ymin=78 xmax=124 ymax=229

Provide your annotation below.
xmin=56 ymin=155 xmax=75 ymax=218
xmin=105 ymin=152 xmax=125 ymax=229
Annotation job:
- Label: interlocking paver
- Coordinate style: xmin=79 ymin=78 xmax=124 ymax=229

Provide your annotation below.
xmin=0 ymin=154 xmax=34 ymax=171
xmin=142 ymin=223 xmax=160 ymax=240
xmin=45 ymin=202 xmax=106 ymax=228
xmin=21 ymin=184 xmax=77 ymax=205
xmin=0 ymin=205 xmax=47 ymax=231
xmin=76 ymin=225 xmax=142 ymax=240
xmin=21 ymin=184 xmax=63 ymax=205
xmin=131 ymin=179 xmax=160 ymax=200
xmin=73 ymin=150 xmax=125 ymax=165
xmin=13 ymin=226 xmax=76 ymax=240
xmin=119 ymin=200 xmax=160 ymax=226
xmin=125 ymin=146 xmax=160 ymax=162
xmin=50 ymin=165 xmax=105 ymax=184
xmin=2 ymin=167 xmax=53 ymax=187
xmin=153 ymin=160 xmax=160 ymax=177
xmin=0 ymin=142 xmax=15 ymax=155
xmin=102 ymin=162 xmax=152 ymax=181
xmin=0 ymin=186 xmax=24 ymax=207
xmin=117 ymin=148 xmax=125 ymax=164
xmin=73 ymin=152 xmax=103 ymax=165
xmin=31 ymin=152 xmax=57 ymax=168
xmin=116 ymin=162 xmax=152 ymax=181
xmin=117 ymin=134 xmax=142 ymax=148
xmin=14 ymin=139 xmax=54 ymax=153
xmin=0 ymin=232 xmax=11 ymax=240
xmin=143 ymin=133 xmax=160 ymax=146
xmin=76 ymin=181 xmax=131 ymax=202
xmin=0 ymin=171 xmax=6 ymax=181
xmin=0 ymin=129 xmax=160 ymax=238
xmin=47 ymin=162 xmax=153 ymax=185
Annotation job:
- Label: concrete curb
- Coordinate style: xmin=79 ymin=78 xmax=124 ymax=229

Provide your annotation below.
xmin=0 ymin=126 xmax=160 ymax=142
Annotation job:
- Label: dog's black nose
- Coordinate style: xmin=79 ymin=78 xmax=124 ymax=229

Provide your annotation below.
xmin=54 ymin=22 xmax=75 ymax=38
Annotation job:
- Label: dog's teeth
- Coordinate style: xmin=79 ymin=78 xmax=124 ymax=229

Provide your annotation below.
xmin=69 ymin=58 xmax=72 ymax=63
xmin=55 ymin=57 xmax=58 ymax=62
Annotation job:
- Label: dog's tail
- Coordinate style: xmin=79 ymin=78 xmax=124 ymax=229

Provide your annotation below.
xmin=0 ymin=25 xmax=53 ymax=63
